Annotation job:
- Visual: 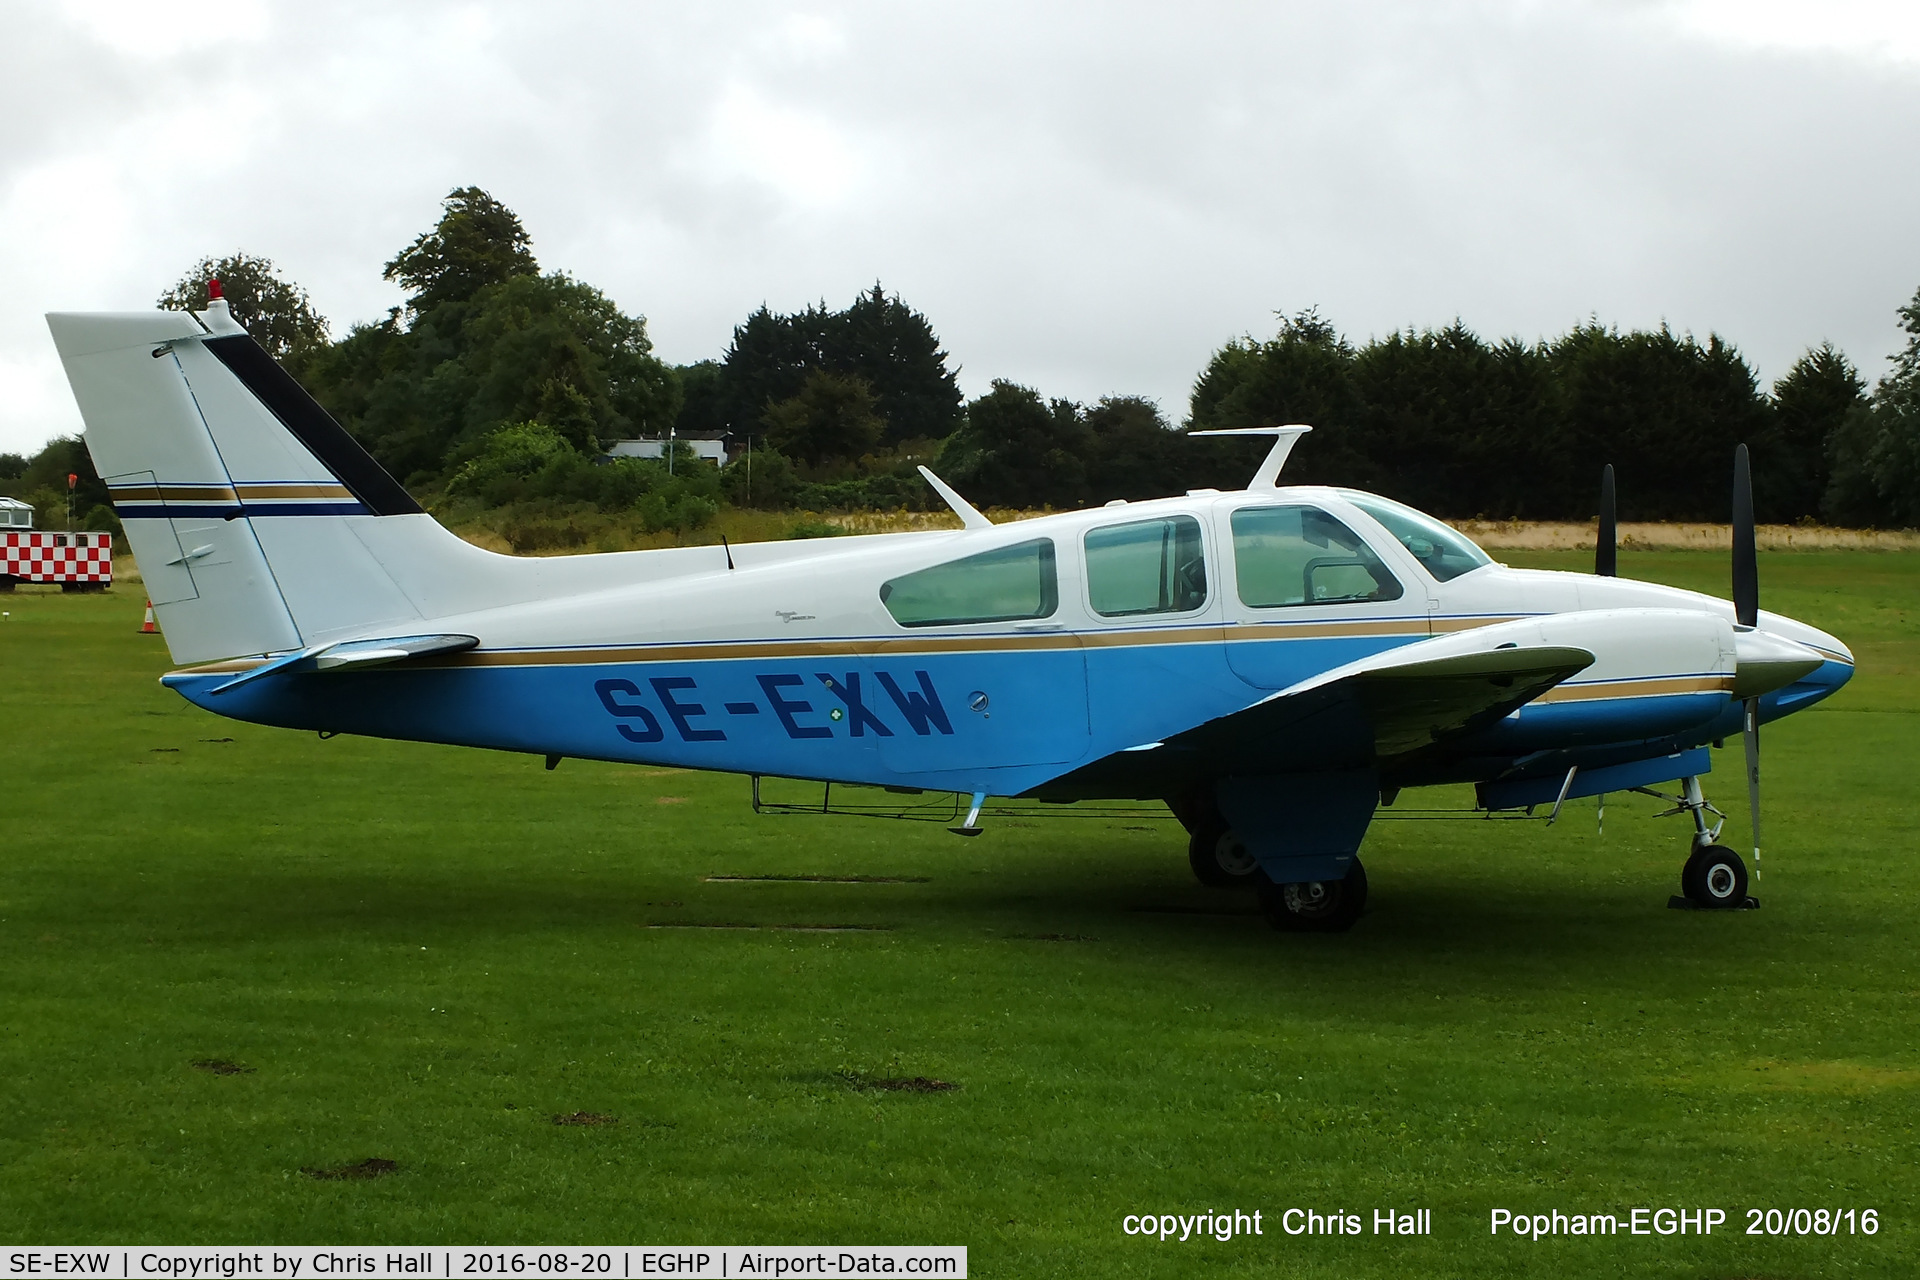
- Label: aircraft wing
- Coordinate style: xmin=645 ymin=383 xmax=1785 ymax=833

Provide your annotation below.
xmin=1035 ymin=641 xmax=1594 ymax=798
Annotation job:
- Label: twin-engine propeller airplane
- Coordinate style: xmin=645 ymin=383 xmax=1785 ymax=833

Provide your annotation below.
xmin=47 ymin=293 xmax=1853 ymax=932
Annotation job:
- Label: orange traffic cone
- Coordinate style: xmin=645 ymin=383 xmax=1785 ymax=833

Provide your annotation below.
xmin=139 ymin=600 xmax=158 ymax=634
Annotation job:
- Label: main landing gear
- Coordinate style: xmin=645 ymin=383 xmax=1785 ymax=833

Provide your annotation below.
xmin=1640 ymin=776 xmax=1755 ymax=910
xmin=1256 ymin=861 xmax=1369 ymax=934
xmin=1186 ymin=809 xmax=1264 ymax=888
xmin=1183 ymin=806 xmax=1368 ymax=933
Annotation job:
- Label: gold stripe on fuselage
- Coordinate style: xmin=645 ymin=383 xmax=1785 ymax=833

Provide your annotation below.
xmin=109 ymin=483 xmax=236 ymax=504
xmin=109 ymin=482 xmax=354 ymax=504
xmin=1536 ymin=674 xmax=1735 ymax=702
xmin=234 ymin=482 xmax=356 ymax=500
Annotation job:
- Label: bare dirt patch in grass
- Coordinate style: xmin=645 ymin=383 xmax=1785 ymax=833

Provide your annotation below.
xmin=1132 ymin=904 xmax=1261 ymax=917
xmin=302 ymin=1158 xmax=398 ymax=1180
xmin=552 ymin=1112 xmax=618 ymax=1126
xmin=704 ymin=874 xmax=929 ymax=884
xmin=843 ymin=1073 xmax=958 ymax=1094
xmin=647 ymin=921 xmax=893 ymax=932
xmin=654 ymin=796 xmax=688 ymax=805
xmin=191 ymin=1059 xmax=254 ymax=1075
xmin=1736 ymin=1061 xmax=1920 ymax=1092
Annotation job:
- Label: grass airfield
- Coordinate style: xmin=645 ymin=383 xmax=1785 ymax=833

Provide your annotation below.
xmin=1 ymin=549 xmax=1915 ymax=1277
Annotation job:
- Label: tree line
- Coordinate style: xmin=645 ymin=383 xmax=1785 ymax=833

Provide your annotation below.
xmin=7 ymin=186 xmax=1919 ymax=533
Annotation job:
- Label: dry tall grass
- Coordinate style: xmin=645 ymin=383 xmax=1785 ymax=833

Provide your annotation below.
xmin=822 ymin=510 xmax=1920 ymax=551
xmin=422 ymin=509 xmax=1920 ymax=556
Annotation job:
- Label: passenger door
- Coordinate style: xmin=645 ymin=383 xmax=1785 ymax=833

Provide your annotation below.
xmin=1215 ymin=501 xmax=1432 ymax=691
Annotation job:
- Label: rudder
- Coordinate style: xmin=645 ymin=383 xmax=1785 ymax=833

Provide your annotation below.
xmin=47 ymin=301 xmax=429 ymax=663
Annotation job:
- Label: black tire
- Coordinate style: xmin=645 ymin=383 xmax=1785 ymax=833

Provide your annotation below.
xmin=1682 ymin=844 xmax=1749 ymax=909
xmin=1257 ymin=860 xmax=1369 ymax=933
xmin=1187 ymin=813 xmax=1264 ymax=888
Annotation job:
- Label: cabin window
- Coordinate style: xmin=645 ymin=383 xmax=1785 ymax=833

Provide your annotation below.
xmin=880 ymin=539 xmax=1059 ymax=627
xmin=1230 ymin=505 xmax=1404 ymax=608
xmin=1084 ymin=515 xmax=1208 ymax=617
xmin=1339 ymin=491 xmax=1491 ymax=582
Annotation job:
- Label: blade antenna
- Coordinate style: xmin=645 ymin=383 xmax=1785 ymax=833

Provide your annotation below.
xmin=1189 ymin=424 xmax=1313 ymax=489
xmin=1732 ymin=443 xmax=1762 ymax=877
xmin=917 ymin=466 xmax=992 ymax=530
xmin=1595 ymin=464 xmax=1616 ymax=576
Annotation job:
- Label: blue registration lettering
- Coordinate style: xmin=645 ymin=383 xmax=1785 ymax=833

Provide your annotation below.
xmin=756 ymin=673 xmax=831 ymax=739
xmin=648 ymin=677 xmax=727 ymax=742
xmin=594 ymin=678 xmax=664 ymax=743
xmin=876 ymin=670 xmax=952 ymax=736
xmin=815 ymin=672 xmax=893 ymax=737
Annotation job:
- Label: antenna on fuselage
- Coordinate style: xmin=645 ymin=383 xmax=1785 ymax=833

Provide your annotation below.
xmin=917 ymin=465 xmax=993 ymax=530
xmin=1188 ymin=424 xmax=1313 ymax=490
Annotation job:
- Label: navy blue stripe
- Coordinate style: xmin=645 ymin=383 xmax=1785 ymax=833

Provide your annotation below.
xmin=113 ymin=503 xmax=371 ymax=519
xmin=239 ymin=502 xmax=372 ymax=517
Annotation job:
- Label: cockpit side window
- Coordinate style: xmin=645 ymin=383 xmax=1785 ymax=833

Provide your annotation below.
xmin=1084 ymin=515 xmax=1208 ymax=617
xmin=1230 ymin=505 xmax=1404 ymax=608
xmin=1338 ymin=491 xmax=1492 ymax=582
xmin=879 ymin=539 xmax=1059 ymax=627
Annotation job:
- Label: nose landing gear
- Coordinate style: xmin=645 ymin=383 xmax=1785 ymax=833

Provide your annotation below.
xmin=1633 ymin=775 xmax=1759 ymax=910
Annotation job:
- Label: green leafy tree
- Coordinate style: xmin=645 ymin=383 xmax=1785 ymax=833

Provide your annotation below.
xmin=943 ymin=380 xmax=1092 ymax=508
xmin=384 ymin=187 xmax=539 ymax=313
xmin=319 ymin=271 xmax=680 ymax=484
xmin=156 ymin=252 xmax=330 ymax=360
xmin=719 ymin=286 xmax=961 ymax=444
xmin=1187 ymin=308 xmax=1370 ymax=489
xmin=1825 ymin=287 xmax=1920 ymax=527
xmin=674 ymin=360 xmax=730 ymax=435
xmin=721 ymin=442 xmax=802 ymax=509
xmin=836 ymin=284 xmax=963 ymax=443
xmin=761 ymin=370 xmax=885 ymax=469
xmin=1083 ymin=396 xmax=1183 ymax=500
xmin=11 ymin=436 xmax=112 ymax=532
xmin=1547 ymin=325 xmax=1770 ymax=522
xmin=1345 ymin=323 xmax=1563 ymax=519
xmin=443 ymin=421 xmax=580 ymax=506
xmin=1760 ymin=344 xmax=1863 ymax=522
xmin=0 ymin=453 xmax=25 ymax=481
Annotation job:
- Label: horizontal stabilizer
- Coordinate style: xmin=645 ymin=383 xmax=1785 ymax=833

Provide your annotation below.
xmin=205 ymin=633 xmax=478 ymax=695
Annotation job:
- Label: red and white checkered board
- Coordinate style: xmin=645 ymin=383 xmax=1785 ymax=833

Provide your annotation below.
xmin=2 ymin=531 xmax=114 ymax=583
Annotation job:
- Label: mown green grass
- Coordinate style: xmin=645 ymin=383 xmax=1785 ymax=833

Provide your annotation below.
xmin=1 ymin=551 xmax=1916 ymax=1277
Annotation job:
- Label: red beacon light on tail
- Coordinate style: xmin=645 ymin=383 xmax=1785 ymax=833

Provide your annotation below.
xmin=208 ymin=278 xmax=224 ymax=301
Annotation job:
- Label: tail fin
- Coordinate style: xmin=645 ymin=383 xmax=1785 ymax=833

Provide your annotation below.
xmin=47 ymin=302 xmax=434 ymax=663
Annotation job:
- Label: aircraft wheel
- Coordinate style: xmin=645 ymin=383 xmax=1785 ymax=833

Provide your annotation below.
xmin=1187 ymin=815 xmax=1264 ymax=888
xmin=1257 ymin=860 xmax=1368 ymax=933
xmin=1682 ymin=844 xmax=1749 ymax=909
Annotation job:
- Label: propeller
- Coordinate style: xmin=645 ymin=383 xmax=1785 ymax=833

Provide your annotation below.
xmin=1731 ymin=443 xmax=1761 ymax=878
xmin=1595 ymin=464 xmax=1617 ymax=577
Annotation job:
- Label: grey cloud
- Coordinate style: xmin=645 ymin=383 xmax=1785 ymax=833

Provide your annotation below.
xmin=3 ymin=0 xmax=1917 ymax=455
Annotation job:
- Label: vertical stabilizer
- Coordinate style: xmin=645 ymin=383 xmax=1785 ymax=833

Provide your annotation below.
xmin=46 ymin=309 xmax=433 ymax=663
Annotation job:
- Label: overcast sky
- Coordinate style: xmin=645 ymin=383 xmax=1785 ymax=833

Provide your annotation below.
xmin=4 ymin=0 xmax=1918 ymax=456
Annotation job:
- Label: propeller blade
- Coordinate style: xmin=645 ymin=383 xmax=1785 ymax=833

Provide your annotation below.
xmin=1595 ymin=464 xmax=1616 ymax=577
xmin=1732 ymin=443 xmax=1758 ymax=627
xmin=1743 ymin=696 xmax=1762 ymax=879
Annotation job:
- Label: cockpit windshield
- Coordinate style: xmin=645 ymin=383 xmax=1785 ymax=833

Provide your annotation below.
xmin=1338 ymin=491 xmax=1492 ymax=583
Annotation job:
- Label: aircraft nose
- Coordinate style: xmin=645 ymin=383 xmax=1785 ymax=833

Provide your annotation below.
xmin=1731 ymin=629 xmax=1825 ymax=699
xmin=1749 ymin=616 xmax=1854 ymax=716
